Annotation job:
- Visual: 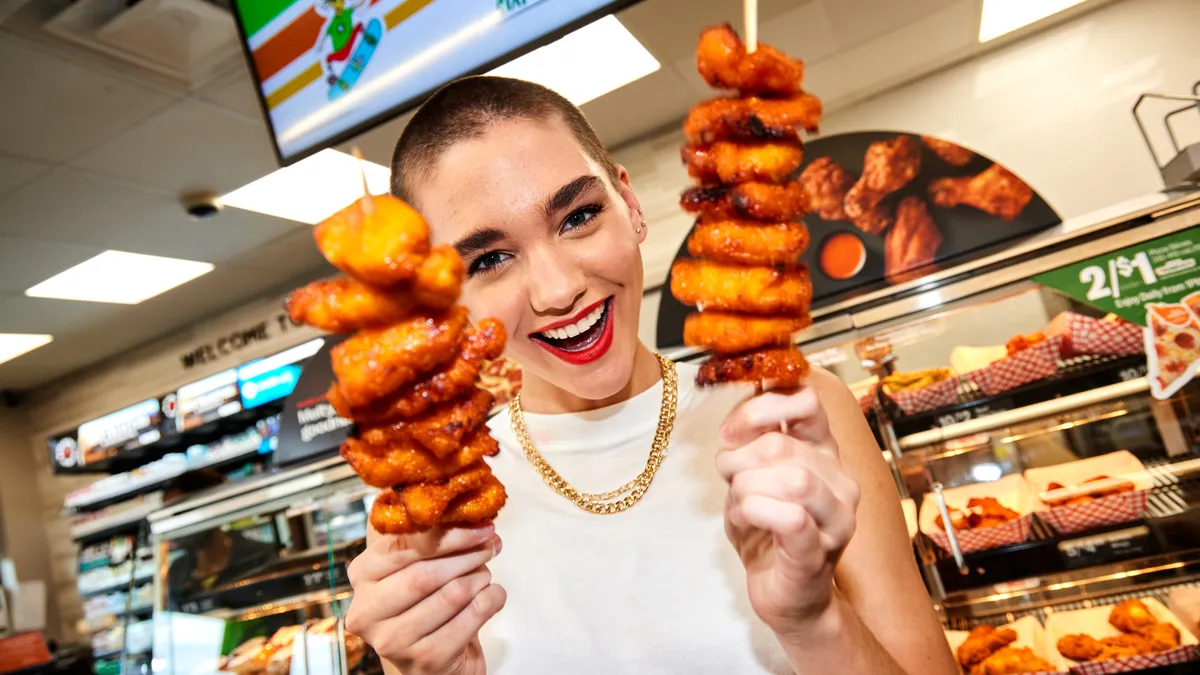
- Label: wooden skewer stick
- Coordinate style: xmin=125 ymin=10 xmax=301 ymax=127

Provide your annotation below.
xmin=351 ymin=146 xmax=374 ymax=215
xmin=744 ymin=0 xmax=758 ymax=53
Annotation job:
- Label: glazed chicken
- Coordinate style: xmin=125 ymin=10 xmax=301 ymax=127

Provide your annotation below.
xmin=798 ymin=156 xmax=893 ymax=233
xmin=970 ymin=647 xmax=1055 ymax=675
xmin=696 ymin=24 xmax=805 ymax=94
xmin=686 ymin=219 xmax=810 ymax=267
xmin=680 ymin=180 xmax=810 ymax=222
xmin=921 ymin=136 xmax=973 ymax=167
xmin=683 ymin=93 xmax=823 ymax=145
xmin=1056 ymin=599 xmax=1182 ymax=663
xmin=292 ymin=190 xmax=507 ymax=535
xmin=843 ymin=135 xmax=921 ymax=224
xmin=957 ymin=625 xmax=1019 ymax=669
xmin=929 ymin=163 xmax=1033 ymax=221
xmin=682 ymin=141 xmax=804 ymax=184
xmin=884 ymin=196 xmax=942 ymax=284
xmin=670 ymin=260 xmax=813 ymax=316
xmin=684 ymin=312 xmax=812 ymax=355
xmin=697 ymin=346 xmax=811 ymax=388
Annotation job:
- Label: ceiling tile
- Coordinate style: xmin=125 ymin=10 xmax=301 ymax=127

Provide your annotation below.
xmin=225 ymin=227 xmax=332 ymax=278
xmin=0 ymin=237 xmax=103 ymax=292
xmin=760 ymin=1 xmax=841 ymax=63
xmin=821 ymin=0 xmax=960 ymax=47
xmin=0 ymin=168 xmax=299 ymax=263
xmin=618 ymin=0 xmax=809 ymax=65
xmin=584 ymin=69 xmax=699 ymax=148
xmin=0 ymin=34 xmax=176 ymax=163
xmin=0 ymin=152 xmax=47 ymax=197
xmin=193 ymin=65 xmax=265 ymax=120
xmin=70 ymin=99 xmax=278 ymax=195
xmin=0 ymin=292 xmax=123 ymax=334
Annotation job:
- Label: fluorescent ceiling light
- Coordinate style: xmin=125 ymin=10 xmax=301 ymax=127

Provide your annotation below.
xmin=26 ymin=251 xmax=214 ymax=304
xmin=0 ymin=333 xmax=52 ymax=366
xmin=979 ymin=0 xmax=1087 ymax=42
xmin=221 ymin=149 xmax=391 ymax=224
xmin=489 ymin=15 xmax=660 ymax=106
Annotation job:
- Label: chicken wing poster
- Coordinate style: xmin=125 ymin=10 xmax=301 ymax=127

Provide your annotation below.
xmin=657 ymin=131 xmax=1061 ymax=351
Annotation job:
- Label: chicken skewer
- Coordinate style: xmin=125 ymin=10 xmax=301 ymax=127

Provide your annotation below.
xmin=287 ymin=159 xmax=507 ymax=535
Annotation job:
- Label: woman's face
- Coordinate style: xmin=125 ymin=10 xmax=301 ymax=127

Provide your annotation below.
xmin=413 ymin=117 xmax=647 ymax=401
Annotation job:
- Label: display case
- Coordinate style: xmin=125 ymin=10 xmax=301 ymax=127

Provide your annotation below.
xmin=748 ymin=192 xmax=1200 ymax=673
xmin=146 ymin=457 xmax=379 ymax=675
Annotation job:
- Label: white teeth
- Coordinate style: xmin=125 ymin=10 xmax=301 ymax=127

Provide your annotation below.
xmin=539 ymin=302 xmax=606 ymax=341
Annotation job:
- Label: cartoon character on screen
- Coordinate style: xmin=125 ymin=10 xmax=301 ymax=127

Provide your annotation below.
xmin=316 ymin=0 xmax=383 ymax=98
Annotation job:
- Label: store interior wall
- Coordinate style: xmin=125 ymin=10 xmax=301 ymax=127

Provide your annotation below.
xmin=620 ymin=0 xmax=1200 ymax=337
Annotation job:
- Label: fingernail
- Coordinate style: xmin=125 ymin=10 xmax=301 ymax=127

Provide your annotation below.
xmin=493 ymin=535 xmax=503 ymax=556
xmin=476 ymin=523 xmax=496 ymax=540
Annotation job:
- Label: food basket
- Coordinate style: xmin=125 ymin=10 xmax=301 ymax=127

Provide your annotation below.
xmin=1024 ymin=451 xmax=1152 ymax=535
xmin=965 ymin=336 xmax=1063 ymax=396
xmin=1043 ymin=598 xmax=1198 ymax=675
xmin=919 ymin=474 xmax=1035 ymax=554
xmin=887 ymin=374 xmax=961 ymax=415
xmin=945 ymin=616 xmax=1067 ymax=674
xmin=1046 ymin=312 xmax=1145 ymax=357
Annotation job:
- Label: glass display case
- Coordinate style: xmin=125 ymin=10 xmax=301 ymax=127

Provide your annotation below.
xmin=146 ymin=457 xmax=379 ymax=675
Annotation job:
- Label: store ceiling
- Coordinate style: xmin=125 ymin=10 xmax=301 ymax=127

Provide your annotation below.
xmin=0 ymin=0 xmax=1112 ymax=392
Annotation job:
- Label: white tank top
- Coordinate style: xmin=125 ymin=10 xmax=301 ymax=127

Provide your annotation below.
xmin=480 ymin=361 xmax=793 ymax=674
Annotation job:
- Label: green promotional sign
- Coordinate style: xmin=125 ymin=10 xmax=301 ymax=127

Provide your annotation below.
xmin=1034 ymin=227 xmax=1200 ymax=326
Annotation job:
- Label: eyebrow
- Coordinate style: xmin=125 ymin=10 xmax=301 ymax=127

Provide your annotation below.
xmin=452 ymin=227 xmax=506 ymax=259
xmin=540 ymin=175 xmax=604 ymax=221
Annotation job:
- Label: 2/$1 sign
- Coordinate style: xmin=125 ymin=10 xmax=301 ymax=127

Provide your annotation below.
xmin=179 ymin=313 xmax=301 ymax=370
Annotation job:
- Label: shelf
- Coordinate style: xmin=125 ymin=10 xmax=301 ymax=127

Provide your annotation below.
xmin=78 ymin=572 xmax=155 ymax=599
xmin=204 ymin=585 xmax=354 ymax=622
xmin=92 ymin=649 xmax=122 ymax=660
xmin=71 ymin=504 xmax=157 ymax=542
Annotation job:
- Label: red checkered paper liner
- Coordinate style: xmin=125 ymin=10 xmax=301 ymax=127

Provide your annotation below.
xmin=926 ymin=512 xmax=1033 ymax=554
xmin=1036 ymin=488 xmax=1149 ymax=535
xmin=1047 ymin=312 xmax=1144 ymax=357
xmin=1069 ymin=645 xmax=1198 ymax=675
xmin=887 ymin=375 xmax=961 ymax=415
xmin=967 ymin=336 xmax=1063 ymax=396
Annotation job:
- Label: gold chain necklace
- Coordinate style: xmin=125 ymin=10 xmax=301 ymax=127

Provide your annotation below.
xmin=508 ymin=354 xmax=678 ymax=514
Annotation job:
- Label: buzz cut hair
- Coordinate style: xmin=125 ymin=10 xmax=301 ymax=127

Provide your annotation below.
xmin=390 ymin=76 xmax=620 ymax=205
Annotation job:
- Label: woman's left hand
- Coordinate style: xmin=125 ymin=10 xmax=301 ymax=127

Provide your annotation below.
xmin=717 ymin=387 xmax=862 ymax=634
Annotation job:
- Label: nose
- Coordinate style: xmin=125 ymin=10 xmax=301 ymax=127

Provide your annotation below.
xmin=526 ymin=243 xmax=586 ymax=315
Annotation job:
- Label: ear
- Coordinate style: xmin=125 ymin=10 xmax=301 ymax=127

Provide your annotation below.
xmin=612 ymin=164 xmax=647 ymax=243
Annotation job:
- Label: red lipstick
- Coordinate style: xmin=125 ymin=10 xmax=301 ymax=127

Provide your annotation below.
xmin=531 ymin=297 xmax=615 ymax=366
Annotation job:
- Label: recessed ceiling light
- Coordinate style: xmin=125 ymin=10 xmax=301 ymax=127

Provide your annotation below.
xmin=221 ymin=149 xmax=391 ymax=225
xmin=979 ymin=0 xmax=1087 ymax=42
xmin=26 ymin=251 xmax=214 ymax=304
xmin=0 ymin=334 xmax=52 ymax=366
xmin=488 ymin=15 xmax=660 ymax=106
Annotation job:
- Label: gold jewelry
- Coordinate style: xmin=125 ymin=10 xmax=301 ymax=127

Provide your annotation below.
xmin=509 ymin=354 xmax=678 ymax=514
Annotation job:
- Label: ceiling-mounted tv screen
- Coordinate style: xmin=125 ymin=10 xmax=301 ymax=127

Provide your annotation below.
xmin=232 ymin=0 xmax=638 ymax=165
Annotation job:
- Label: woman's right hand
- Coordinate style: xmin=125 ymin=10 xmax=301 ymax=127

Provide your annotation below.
xmin=345 ymin=524 xmax=505 ymax=675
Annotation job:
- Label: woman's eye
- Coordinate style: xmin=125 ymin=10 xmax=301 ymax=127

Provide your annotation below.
xmin=561 ymin=205 xmax=603 ymax=233
xmin=468 ymin=251 xmax=511 ymax=277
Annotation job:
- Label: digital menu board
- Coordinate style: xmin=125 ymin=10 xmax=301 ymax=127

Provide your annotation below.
xmin=76 ymin=398 xmax=163 ymax=465
xmin=232 ymin=0 xmax=636 ymax=164
xmin=238 ymin=338 xmax=325 ymax=409
xmin=173 ymin=369 xmax=243 ymax=432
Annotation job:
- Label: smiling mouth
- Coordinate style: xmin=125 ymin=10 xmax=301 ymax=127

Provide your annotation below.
xmin=530 ymin=297 xmax=612 ymax=354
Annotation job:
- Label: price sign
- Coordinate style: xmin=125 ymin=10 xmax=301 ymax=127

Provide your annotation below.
xmin=1058 ymin=525 xmax=1150 ymax=569
xmin=932 ymin=401 xmax=1012 ymax=428
xmin=1034 ymin=227 xmax=1200 ymax=326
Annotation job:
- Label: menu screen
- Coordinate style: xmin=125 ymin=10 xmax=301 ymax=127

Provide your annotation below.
xmin=232 ymin=0 xmax=632 ymax=163
xmin=173 ymin=369 xmax=242 ymax=432
xmin=76 ymin=398 xmax=163 ymax=465
xmin=238 ymin=338 xmax=325 ymax=409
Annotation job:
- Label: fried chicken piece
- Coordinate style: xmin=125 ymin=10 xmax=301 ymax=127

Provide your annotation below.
xmin=686 ymin=220 xmax=810 ymax=267
xmin=329 ymin=318 xmax=506 ymax=423
xmin=799 ymin=157 xmax=853 ymax=221
xmin=401 ymin=462 xmax=493 ymax=529
xmin=1137 ymin=622 xmax=1181 ymax=652
xmin=670 ymin=259 xmax=812 ymax=316
xmin=1097 ymin=634 xmax=1154 ymax=660
xmin=696 ymin=345 xmax=810 ymax=387
xmin=970 ymin=646 xmax=1055 ymax=675
xmin=340 ymin=428 xmax=499 ymax=488
xmin=413 ymin=244 xmax=465 ymax=310
xmin=696 ymin=24 xmax=805 ymax=95
xmin=1057 ymin=634 xmax=1103 ymax=661
xmin=683 ymin=312 xmax=812 ymax=355
xmin=929 ymin=163 xmax=1033 ymax=221
xmin=286 ymin=276 xmax=417 ymax=334
xmin=1109 ymin=599 xmax=1159 ymax=634
xmin=330 ymin=307 xmax=469 ymax=409
xmin=680 ymin=180 xmax=811 ymax=222
xmin=358 ymin=388 xmax=494 ymax=458
xmin=922 ymin=136 xmax=973 ymax=166
xmin=884 ymin=197 xmax=941 ymax=284
xmin=684 ymin=93 xmax=823 ymax=145
xmin=369 ymin=488 xmax=415 ymax=534
xmin=957 ymin=625 xmax=1019 ymax=668
xmin=844 ymin=135 xmax=921 ymax=224
xmin=683 ymin=141 xmax=805 ymax=184
xmin=441 ymin=473 xmax=508 ymax=526
xmin=314 ymin=194 xmax=431 ymax=287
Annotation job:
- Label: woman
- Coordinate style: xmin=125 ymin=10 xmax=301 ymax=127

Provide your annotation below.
xmin=344 ymin=76 xmax=958 ymax=675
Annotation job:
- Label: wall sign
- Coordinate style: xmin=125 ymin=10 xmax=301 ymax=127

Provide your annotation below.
xmin=179 ymin=313 xmax=300 ymax=370
xmin=276 ymin=336 xmax=352 ymax=466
